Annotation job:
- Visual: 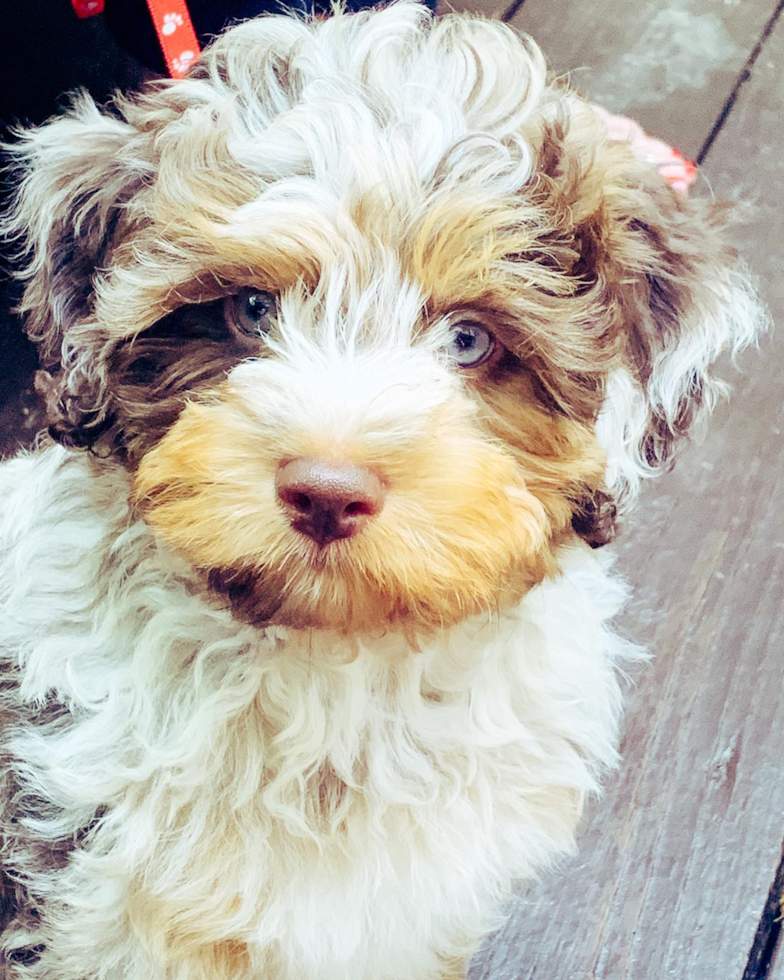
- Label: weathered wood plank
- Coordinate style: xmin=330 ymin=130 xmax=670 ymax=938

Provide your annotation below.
xmin=509 ymin=0 xmax=780 ymax=160
xmin=469 ymin=11 xmax=784 ymax=980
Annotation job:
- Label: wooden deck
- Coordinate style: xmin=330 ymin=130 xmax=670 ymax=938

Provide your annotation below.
xmin=0 ymin=1 xmax=782 ymax=977
xmin=433 ymin=0 xmax=784 ymax=976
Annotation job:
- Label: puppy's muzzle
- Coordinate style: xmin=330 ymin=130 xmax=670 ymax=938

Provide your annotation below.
xmin=276 ymin=456 xmax=386 ymax=547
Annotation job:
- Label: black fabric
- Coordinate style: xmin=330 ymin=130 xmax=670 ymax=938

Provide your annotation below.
xmin=0 ymin=3 xmax=139 ymax=441
xmin=103 ymin=0 xmax=437 ymax=73
xmin=105 ymin=0 xmax=303 ymax=73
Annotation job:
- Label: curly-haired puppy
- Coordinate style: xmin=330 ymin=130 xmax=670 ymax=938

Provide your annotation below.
xmin=0 ymin=4 xmax=766 ymax=977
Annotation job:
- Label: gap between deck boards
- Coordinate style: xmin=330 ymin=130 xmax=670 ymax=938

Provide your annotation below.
xmin=697 ymin=0 xmax=784 ymax=164
xmin=743 ymin=844 xmax=784 ymax=979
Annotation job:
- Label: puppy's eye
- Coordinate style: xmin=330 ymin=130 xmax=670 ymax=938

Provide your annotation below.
xmin=225 ymin=289 xmax=278 ymax=337
xmin=445 ymin=322 xmax=495 ymax=368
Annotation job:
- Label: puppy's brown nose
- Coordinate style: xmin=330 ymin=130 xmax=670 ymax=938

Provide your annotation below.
xmin=276 ymin=457 xmax=385 ymax=546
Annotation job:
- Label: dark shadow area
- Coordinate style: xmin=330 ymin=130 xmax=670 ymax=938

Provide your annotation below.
xmin=0 ymin=4 xmax=141 ymax=458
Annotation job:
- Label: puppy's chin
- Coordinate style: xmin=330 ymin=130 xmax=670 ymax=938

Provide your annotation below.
xmin=204 ymin=550 xmax=536 ymax=635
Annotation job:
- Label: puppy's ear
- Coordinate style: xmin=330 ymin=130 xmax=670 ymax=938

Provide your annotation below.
xmin=4 ymin=95 xmax=147 ymax=452
xmin=540 ymin=108 xmax=767 ymax=531
xmin=603 ymin=179 xmax=764 ymax=512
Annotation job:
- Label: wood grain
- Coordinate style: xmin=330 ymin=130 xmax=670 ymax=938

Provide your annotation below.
xmin=469 ymin=9 xmax=784 ymax=980
xmin=509 ymin=0 xmax=781 ymax=160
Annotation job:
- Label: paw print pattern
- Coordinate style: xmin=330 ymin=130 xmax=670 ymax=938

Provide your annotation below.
xmin=146 ymin=0 xmax=201 ymax=79
xmin=172 ymin=50 xmax=196 ymax=75
xmin=161 ymin=12 xmax=183 ymax=36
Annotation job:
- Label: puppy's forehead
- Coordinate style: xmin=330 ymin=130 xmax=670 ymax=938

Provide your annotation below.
xmin=198 ymin=6 xmax=548 ymax=163
xmin=91 ymin=9 xmax=587 ymax=349
xmin=101 ymin=182 xmax=538 ymax=344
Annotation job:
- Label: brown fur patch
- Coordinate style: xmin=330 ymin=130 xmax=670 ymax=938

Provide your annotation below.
xmin=108 ymin=298 xmax=266 ymax=460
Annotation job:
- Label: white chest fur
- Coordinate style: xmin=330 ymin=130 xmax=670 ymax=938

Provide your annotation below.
xmin=0 ymin=448 xmax=636 ymax=979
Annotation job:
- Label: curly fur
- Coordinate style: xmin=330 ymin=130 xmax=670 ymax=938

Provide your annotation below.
xmin=0 ymin=447 xmax=634 ymax=978
xmin=0 ymin=3 xmax=766 ymax=977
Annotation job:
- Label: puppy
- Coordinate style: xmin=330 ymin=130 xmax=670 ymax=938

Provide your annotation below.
xmin=0 ymin=4 xmax=765 ymax=977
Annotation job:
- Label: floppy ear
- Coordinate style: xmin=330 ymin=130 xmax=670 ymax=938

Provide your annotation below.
xmin=595 ymin=165 xmax=765 ymax=514
xmin=536 ymin=106 xmax=767 ymax=540
xmin=4 ymin=95 xmax=148 ymax=451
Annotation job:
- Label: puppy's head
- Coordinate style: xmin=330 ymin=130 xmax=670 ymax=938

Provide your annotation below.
xmin=5 ymin=3 xmax=764 ymax=632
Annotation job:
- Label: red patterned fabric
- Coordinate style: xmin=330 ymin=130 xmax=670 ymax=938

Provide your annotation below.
xmin=144 ymin=0 xmax=201 ymax=77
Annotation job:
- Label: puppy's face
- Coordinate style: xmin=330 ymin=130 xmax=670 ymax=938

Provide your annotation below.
xmin=8 ymin=5 xmax=762 ymax=633
xmin=127 ymin=267 xmax=602 ymax=632
xmin=112 ymin=190 xmax=605 ymax=632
